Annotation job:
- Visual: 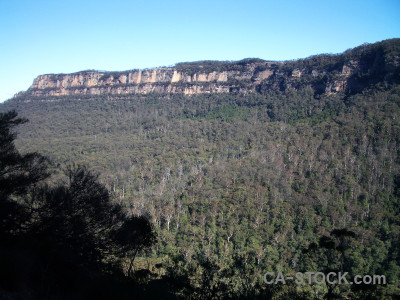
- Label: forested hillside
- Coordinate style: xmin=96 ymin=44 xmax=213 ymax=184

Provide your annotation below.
xmin=1 ymin=39 xmax=400 ymax=298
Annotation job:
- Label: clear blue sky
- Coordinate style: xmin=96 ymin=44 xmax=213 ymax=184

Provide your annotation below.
xmin=1 ymin=0 xmax=399 ymax=102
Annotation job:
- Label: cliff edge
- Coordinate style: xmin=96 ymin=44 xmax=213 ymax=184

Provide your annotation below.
xmin=15 ymin=39 xmax=400 ymax=99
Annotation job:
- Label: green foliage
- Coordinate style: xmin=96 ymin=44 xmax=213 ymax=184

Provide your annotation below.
xmin=1 ymin=39 xmax=400 ymax=298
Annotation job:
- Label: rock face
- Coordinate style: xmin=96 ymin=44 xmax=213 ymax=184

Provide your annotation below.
xmin=18 ymin=39 xmax=400 ymax=99
xmin=26 ymin=62 xmax=274 ymax=97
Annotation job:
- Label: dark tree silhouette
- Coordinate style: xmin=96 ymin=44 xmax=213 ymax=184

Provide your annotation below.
xmin=0 ymin=110 xmax=49 ymax=236
xmin=30 ymin=165 xmax=127 ymax=268
xmin=114 ymin=214 xmax=157 ymax=277
xmin=0 ymin=111 xmax=158 ymax=298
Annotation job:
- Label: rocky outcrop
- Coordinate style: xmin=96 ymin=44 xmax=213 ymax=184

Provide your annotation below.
xmin=26 ymin=62 xmax=269 ymax=97
xmin=17 ymin=39 xmax=400 ymax=99
xmin=24 ymin=62 xmax=352 ymax=97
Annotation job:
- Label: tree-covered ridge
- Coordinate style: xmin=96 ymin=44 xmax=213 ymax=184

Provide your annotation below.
xmin=2 ymin=84 xmax=400 ymax=298
xmin=1 ymin=39 xmax=400 ymax=298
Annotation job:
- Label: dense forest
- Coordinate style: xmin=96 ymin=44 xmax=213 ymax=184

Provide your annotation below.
xmin=1 ymin=39 xmax=400 ymax=299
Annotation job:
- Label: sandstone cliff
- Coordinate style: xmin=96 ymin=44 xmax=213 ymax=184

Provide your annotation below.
xmin=26 ymin=61 xmax=277 ymax=97
xmin=17 ymin=39 xmax=400 ymax=99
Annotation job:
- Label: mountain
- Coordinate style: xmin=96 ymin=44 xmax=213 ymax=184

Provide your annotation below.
xmin=15 ymin=39 xmax=400 ymax=99
xmin=2 ymin=38 xmax=400 ymax=298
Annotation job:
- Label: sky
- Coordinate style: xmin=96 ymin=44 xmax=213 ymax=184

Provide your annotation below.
xmin=0 ymin=0 xmax=399 ymax=103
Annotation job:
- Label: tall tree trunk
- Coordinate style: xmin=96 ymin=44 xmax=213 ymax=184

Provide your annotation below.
xmin=127 ymin=247 xmax=140 ymax=277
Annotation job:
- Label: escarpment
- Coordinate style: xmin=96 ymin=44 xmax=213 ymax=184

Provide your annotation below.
xmin=15 ymin=39 xmax=400 ymax=100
